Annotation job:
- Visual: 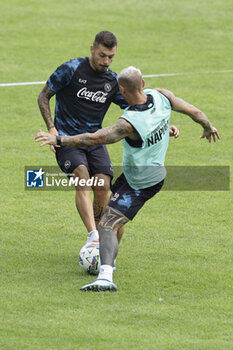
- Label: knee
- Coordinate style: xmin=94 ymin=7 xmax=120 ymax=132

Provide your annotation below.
xmin=97 ymin=215 xmax=109 ymax=235
xmin=73 ymin=164 xmax=89 ymax=179
xmin=93 ymin=174 xmax=111 ymax=193
xmin=73 ymin=165 xmax=92 ymax=191
xmin=97 ymin=219 xmax=104 ymax=233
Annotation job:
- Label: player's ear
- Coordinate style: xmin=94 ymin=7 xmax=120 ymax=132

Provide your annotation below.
xmin=119 ymin=84 xmax=126 ymax=95
xmin=142 ymin=79 xmax=145 ymax=88
xmin=90 ymin=45 xmax=95 ymax=54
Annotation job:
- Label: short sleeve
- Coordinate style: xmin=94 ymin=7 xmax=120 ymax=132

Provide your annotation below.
xmin=47 ymin=58 xmax=82 ymax=93
xmin=112 ymin=90 xmax=128 ymax=109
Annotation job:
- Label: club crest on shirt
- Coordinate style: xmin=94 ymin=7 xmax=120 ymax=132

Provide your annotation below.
xmin=104 ymin=83 xmax=112 ymax=92
xmin=64 ymin=160 xmax=71 ymax=169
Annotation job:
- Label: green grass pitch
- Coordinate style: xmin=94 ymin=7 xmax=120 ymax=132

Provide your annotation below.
xmin=0 ymin=0 xmax=233 ymax=349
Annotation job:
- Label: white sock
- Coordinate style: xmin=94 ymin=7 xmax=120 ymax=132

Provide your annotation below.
xmin=86 ymin=230 xmax=99 ymax=243
xmin=98 ymin=265 xmax=113 ymax=282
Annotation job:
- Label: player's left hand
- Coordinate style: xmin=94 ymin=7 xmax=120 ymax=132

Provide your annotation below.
xmin=34 ymin=130 xmax=57 ymax=146
xmin=200 ymin=127 xmax=220 ymax=143
xmin=169 ymin=125 xmax=180 ymax=138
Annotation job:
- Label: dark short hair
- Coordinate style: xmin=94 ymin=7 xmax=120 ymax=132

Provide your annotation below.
xmin=93 ymin=31 xmax=118 ymax=49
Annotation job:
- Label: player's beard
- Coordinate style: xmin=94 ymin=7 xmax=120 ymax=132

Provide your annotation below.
xmin=98 ymin=66 xmax=108 ymax=73
xmin=95 ymin=62 xmax=108 ymax=73
xmin=90 ymin=55 xmax=108 ymax=73
xmin=98 ymin=65 xmax=108 ymax=72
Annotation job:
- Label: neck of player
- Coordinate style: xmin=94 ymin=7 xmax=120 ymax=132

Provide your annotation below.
xmin=126 ymin=92 xmax=148 ymax=107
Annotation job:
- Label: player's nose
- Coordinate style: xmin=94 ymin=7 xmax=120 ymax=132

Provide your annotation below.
xmin=103 ymin=57 xmax=110 ymax=66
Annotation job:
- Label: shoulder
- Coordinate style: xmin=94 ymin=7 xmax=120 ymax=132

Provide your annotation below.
xmin=106 ymin=68 xmax=118 ymax=80
xmin=116 ymin=117 xmax=135 ymax=134
xmin=144 ymin=88 xmax=159 ymax=97
xmin=146 ymin=88 xmax=172 ymax=108
xmin=57 ymin=57 xmax=86 ymax=74
xmin=48 ymin=57 xmax=87 ymax=91
xmin=120 ymin=108 xmax=136 ymax=122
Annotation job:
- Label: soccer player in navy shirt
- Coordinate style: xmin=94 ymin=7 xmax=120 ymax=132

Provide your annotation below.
xmin=37 ymin=31 xmax=128 ymax=244
xmin=35 ymin=66 xmax=220 ymax=291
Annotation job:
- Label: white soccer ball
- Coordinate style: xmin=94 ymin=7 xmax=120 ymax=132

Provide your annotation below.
xmin=79 ymin=242 xmax=101 ymax=275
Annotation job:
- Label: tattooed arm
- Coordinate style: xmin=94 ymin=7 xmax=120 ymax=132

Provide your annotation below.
xmin=37 ymin=84 xmax=58 ymax=152
xmin=38 ymin=83 xmax=57 ymax=133
xmin=155 ymin=88 xmax=220 ymax=142
xmin=61 ymin=119 xmax=135 ymax=147
xmin=35 ymin=118 xmax=135 ymax=147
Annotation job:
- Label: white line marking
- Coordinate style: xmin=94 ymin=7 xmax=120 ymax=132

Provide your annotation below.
xmin=0 ymin=81 xmax=46 ymax=87
xmin=0 ymin=70 xmax=232 ymax=87
xmin=143 ymin=70 xmax=233 ymax=78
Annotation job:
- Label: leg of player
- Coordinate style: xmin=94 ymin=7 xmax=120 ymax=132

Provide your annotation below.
xmin=93 ymin=179 xmax=125 ymax=272
xmin=117 ymin=226 xmax=124 ymax=244
xmin=92 ymin=173 xmax=111 ymax=227
xmin=73 ymin=165 xmax=99 ymax=243
xmin=80 ymin=206 xmax=129 ymax=292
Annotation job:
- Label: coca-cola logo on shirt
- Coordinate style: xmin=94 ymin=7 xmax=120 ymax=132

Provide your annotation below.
xmin=77 ymin=87 xmax=108 ymax=103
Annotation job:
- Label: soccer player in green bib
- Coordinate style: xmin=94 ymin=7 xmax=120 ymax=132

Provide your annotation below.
xmin=35 ymin=66 xmax=220 ymax=292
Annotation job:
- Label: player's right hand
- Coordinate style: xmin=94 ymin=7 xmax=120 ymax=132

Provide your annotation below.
xmin=34 ymin=130 xmax=57 ymax=148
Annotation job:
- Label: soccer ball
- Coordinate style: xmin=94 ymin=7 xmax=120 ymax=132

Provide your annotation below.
xmin=79 ymin=242 xmax=101 ymax=275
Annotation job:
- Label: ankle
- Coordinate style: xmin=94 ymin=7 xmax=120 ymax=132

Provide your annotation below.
xmin=86 ymin=230 xmax=99 ymax=243
xmin=98 ymin=265 xmax=113 ymax=282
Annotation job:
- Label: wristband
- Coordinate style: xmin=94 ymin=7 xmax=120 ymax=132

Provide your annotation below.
xmin=56 ymin=136 xmax=61 ymax=146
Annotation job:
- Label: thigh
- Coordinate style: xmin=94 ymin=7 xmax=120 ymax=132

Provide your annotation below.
xmin=55 ymin=146 xmax=89 ymax=175
xmin=87 ymin=145 xmax=113 ymax=178
xmin=108 ymin=174 xmax=164 ymax=220
xmin=92 ymin=173 xmax=111 ymax=192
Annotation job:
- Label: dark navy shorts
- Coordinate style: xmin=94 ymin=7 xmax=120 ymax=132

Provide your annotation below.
xmin=108 ymin=173 xmax=164 ymax=220
xmin=55 ymin=144 xmax=113 ymax=178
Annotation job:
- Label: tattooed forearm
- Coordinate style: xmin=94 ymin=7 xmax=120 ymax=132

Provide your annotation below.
xmin=38 ymin=84 xmax=56 ymax=130
xmin=60 ymin=119 xmax=134 ymax=147
xmin=187 ymin=109 xmax=212 ymax=130
xmin=61 ymin=134 xmax=96 ymax=147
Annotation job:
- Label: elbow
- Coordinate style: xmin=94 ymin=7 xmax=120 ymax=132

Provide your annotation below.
xmin=37 ymin=91 xmax=49 ymax=108
xmin=37 ymin=92 xmax=43 ymax=106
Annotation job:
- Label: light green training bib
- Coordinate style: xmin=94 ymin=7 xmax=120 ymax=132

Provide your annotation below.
xmin=121 ymin=88 xmax=172 ymax=189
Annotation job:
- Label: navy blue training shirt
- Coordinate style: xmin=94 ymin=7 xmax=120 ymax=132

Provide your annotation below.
xmin=47 ymin=57 xmax=128 ymax=136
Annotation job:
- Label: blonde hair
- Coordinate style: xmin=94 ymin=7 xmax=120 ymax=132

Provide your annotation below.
xmin=118 ymin=66 xmax=143 ymax=93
